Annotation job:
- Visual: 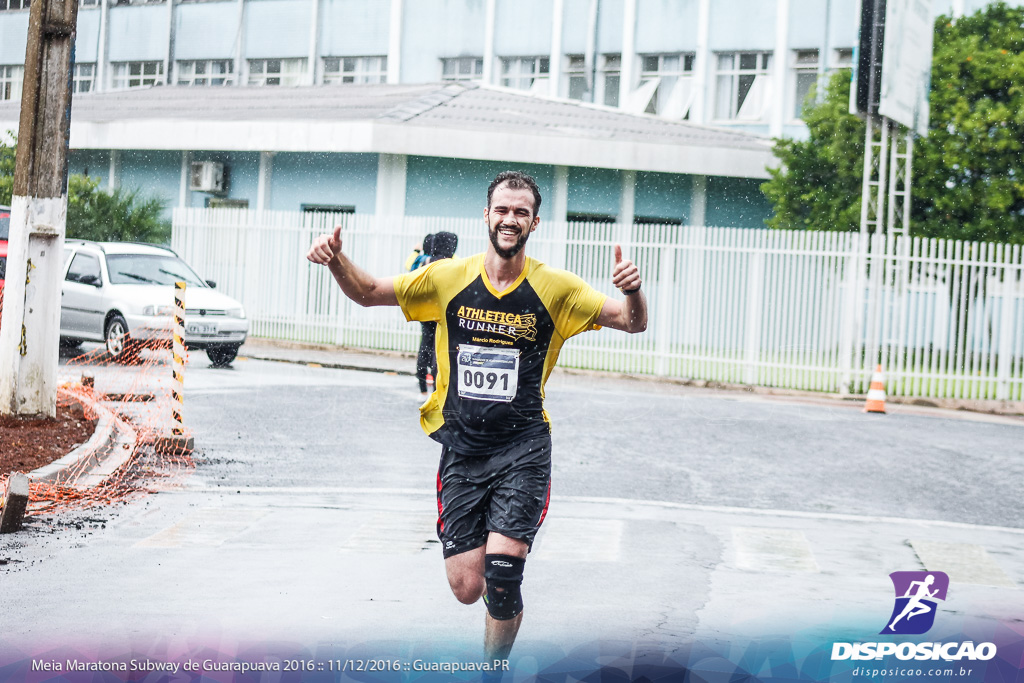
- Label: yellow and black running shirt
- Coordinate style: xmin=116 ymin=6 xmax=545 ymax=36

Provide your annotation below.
xmin=394 ymin=253 xmax=607 ymax=455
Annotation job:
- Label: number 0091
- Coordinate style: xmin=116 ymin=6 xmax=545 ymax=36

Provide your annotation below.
xmin=463 ymin=369 xmax=508 ymax=391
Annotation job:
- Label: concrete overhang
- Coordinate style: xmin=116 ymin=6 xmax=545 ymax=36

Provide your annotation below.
xmin=0 ymin=82 xmax=778 ymax=179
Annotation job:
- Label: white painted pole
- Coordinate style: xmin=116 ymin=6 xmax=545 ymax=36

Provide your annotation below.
xmin=308 ymin=0 xmax=322 ymax=85
xmin=108 ymin=149 xmax=120 ymax=190
xmin=374 ymin=153 xmax=407 ymax=217
xmin=97 ymin=0 xmax=109 ymax=91
xmin=482 ymin=0 xmax=497 ymax=84
xmin=618 ymin=169 xmax=635 ymax=252
xmin=770 ymin=0 xmax=791 ymax=137
xmin=256 ymin=151 xmax=274 ymax=212
xmin=0 ymin=198 xmax=67 ymax=416
xmin=691 ymin=0 xmax=711 ymax=124
xmin=178 ymin=151 xmax=191 ymax=209
xmin=386 ymin=0 xmax=403 ymax=84
xmin=549 ymin=0 xmax=564 ymax=97
xmin=618 ymin=0 xmax=638 ymax=107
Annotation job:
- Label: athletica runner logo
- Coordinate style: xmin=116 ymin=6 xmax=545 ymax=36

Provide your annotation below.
xmin=456 ymin=306 xmax=537 ymax=342
xmin=881 ymin=571 xmax=949 ymax=635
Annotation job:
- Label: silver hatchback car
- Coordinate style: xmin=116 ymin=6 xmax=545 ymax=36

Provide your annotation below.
xmin=60 ymin=240 xmax=248 ymax=366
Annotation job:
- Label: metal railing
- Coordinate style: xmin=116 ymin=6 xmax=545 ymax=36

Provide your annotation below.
xmin=172 ymin=208 xmax=1024 ymax=401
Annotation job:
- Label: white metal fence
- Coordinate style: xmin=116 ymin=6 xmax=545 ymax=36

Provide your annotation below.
xmin=172 ymin=208 xmax=1024 ymax=402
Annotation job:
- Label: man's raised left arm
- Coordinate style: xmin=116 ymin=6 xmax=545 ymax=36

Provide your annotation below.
xmin=595 ymin=245 xmax=648 ymax=333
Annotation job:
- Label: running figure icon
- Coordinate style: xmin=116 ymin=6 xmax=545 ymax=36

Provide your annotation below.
xmin=888 ymin=574 xmax=939 ymax=630
xmin=881 ymin=571 xmax=949 ymax=635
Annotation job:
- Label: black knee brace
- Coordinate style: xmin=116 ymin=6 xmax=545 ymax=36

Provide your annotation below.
xmin=483 ymin=554 xmax=525 ymax=621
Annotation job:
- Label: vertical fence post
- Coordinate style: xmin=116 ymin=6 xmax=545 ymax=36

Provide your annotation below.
xmin=742 ymin=250 xmax=765 ymax=385
xmin=653 ymin=246 xmax=676 ymax=376
xmin=996 ymin=269 xmax=1019 ymax=401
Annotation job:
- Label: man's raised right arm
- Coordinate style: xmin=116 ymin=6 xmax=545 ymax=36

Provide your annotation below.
xmin=307 ymin=225 xmax=399 ymax=307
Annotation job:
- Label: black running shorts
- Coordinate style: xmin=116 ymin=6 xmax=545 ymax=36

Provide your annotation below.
xmin=435 ymin=435 xmax=552 ymax=558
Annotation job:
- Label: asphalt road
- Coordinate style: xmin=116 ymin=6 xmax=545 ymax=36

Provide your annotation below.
xmin=1 ymin=346 xmax=1023 ymax=681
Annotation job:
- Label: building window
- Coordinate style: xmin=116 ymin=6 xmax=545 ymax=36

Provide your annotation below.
xmin=79 ymin=0 xmax=99 ymax=7
xmin=567 ymin=212 xmax=617 ymax=224
xmin=599 ymin=54 xmax=620 ymax=107
xmin=247 ymin=58 xmax=306 ymax=86
xmin=177 ymin=60 xmax=235 ymax=86
xmin=0 ymin=0 xmax=30 ymax=9
xmin=302 ymin=204 xmax=355 ymax=214
xmin=792 ymin=49 xmax=819 ymax=118
xmin=715 ymin=52 xmax=772 ymax=121
xmin=565 ymin=54 xmax=587 ymax=100
xmin=111 ymin=61 xmax=165 ymax=89
xmin=833 ymin=47 xmax=854 ymax=69
xmin=73 ymin=63 xmax=95 ymax=93
xmin=441 ymin=57 xmax=482 ymax=82
xmin=0 ymin=65 xmax=24 ymax=101
xmin=207 ymin=198 xmax=249 ymax=209
xmin=500 ymin=56 xmax=549 ymax=91
xmin=323 ymin=56 xmax=387 ymax=84
xmin=639 ymin=53 xmax=695 ymax=118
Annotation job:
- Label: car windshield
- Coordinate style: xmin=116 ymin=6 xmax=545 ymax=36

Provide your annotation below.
xmin=0 ymin=211 xmax=9 ymax=240
xmin=106 ymin=254 xmax=208 ymax=287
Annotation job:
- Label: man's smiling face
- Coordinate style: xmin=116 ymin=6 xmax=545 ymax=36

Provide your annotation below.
xmin=485 ymin=183 xmax=540 ymax=260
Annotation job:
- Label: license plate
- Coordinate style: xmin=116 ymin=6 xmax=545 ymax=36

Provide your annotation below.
xmin=187 ymin=323 xmax=217 ymax=335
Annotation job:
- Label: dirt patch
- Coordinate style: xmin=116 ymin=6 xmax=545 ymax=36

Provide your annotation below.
xmin=0 ymin=404 xmax=96 ymax=475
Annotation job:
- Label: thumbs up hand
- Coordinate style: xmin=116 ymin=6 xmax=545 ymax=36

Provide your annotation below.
xmin=611 ymin=244 xmax=641 ymax=295
xmin=308 ymin=225 xmax=345 ymax=265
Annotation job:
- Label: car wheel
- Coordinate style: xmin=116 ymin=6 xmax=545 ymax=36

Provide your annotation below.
xmin=105 ymin=314 xmax=140 ymax=364
xmin=206 ymin=344 xmax=240 ymax=368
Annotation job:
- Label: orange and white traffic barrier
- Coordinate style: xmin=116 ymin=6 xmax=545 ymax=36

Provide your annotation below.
xmin=156 ymin=281 xmax=194 ymax=454
xmin=171 ymin=281 xmax=187 ymax=435
xmin=864 ymin=364 xmax=887 ymax=414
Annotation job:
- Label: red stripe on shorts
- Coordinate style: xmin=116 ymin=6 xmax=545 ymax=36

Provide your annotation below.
xmin=537 ymin=480 xmax=551 ymax=527
xmin=436 ymin=470 xmax=444 ymax=532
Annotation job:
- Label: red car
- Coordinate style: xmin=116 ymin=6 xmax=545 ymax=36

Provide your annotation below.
xmin=0 ymin=204 xmax=9 ymax=301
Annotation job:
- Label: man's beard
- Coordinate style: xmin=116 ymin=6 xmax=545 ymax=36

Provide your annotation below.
xmin=488 ymin=223 xmax=530 ymax=259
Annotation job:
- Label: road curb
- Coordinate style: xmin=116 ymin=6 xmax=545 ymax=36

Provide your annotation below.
xmin=28 ymin=386 xmax=145 ymax=490
xmin=239 ymin=351 xmax=414 ymax=377
xmin=29 ymin=391 xmax=116 ymax=485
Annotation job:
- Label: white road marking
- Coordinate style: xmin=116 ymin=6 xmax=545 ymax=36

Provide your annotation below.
xmin=532 ymin=518 xmax=623 ymax=562
xmin=910 ymin=540 xmax=1016 ymax=587
xmin=732 ymin=527 xmax=820 ymax=573
xmin=339 ymin=513 xmax=438 ymax=554
xmin=135 ymin=508 xmax=268 ymax=548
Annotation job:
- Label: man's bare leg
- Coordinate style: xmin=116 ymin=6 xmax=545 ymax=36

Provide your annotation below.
xmin=483 ymin=533 xmax=529 ymax=661
xmin=444 ymin=545 xmax=487 ymax=604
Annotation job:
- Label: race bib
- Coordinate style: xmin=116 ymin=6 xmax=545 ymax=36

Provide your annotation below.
xmin=456 ymin=344 xmax=520 ymax=402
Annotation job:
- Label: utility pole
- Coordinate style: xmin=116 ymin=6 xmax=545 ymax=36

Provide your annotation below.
xmin=0 ymin=0 xmax=79 ymax=417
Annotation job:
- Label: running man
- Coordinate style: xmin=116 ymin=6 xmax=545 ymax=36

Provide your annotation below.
xmin=889 ymin=574 xmax=939 ymax=631
xmin=306 ymin=171 xmax=647 ymax=660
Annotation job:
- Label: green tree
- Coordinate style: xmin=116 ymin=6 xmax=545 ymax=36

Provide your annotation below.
xmin=0 ymin=139 xmax=170 ymax=242
xmin=0 ymin=135 xmax=15 ymax=206
xmin=762 ymin=70 xmax=864 ymax=233
xmin=66 ymin=175 xmax=170 ymax=243
xmin=764 ymin=2 xmax=1024 ymax=244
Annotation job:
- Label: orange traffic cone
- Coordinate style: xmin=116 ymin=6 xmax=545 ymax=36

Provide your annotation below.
xmin=864 ymin=364 xmax=887 ymax=414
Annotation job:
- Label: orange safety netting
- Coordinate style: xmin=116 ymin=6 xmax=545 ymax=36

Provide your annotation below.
xmin=1 ymin=288 xmax=196 ymax=517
